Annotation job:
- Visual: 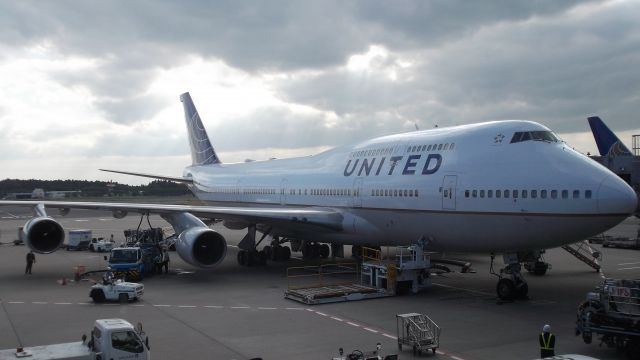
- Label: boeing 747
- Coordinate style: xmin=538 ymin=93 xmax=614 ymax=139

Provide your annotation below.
xmin=1 ymin=93 xmax=636 ymax=300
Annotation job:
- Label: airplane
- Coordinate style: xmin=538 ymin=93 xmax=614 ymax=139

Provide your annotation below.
xmin=0 ymin=93 xmax=637 ymax=301
xmin=587 ymin=116 xmax=640 ymax=215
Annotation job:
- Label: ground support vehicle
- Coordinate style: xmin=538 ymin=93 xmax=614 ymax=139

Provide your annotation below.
xmin=123 ymin=228 xmax=164 ymax=246
xmin=66 ymin=229 xmax=92 ymax=251
xmin=90 ymin=276 xmax=144 ymax=303
xmin=396 ymin=312 xmax=440 ymax=356
xmin=106 ymin=244 xmax=159 ymax=281
xmin=89 ymin=238 xmax=114 ymax=252
xmin=575 ymin=278 xmax=640 ymax=358
xmin=0 ymin=318 xmax=150 ymax=360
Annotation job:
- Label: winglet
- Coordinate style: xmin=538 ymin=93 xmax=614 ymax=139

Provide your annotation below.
xmin=180 ymin=92 xmax=221 ymax=165
xmin=587 ymin=116 xmax=632 ymax=157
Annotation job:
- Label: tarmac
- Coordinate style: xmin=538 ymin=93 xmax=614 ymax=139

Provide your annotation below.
xmin=1 ymin=204 xmax=639 ymax=360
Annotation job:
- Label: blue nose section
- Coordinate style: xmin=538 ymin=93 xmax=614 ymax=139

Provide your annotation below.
xmin=597 ymin=175 xmax=638 ymax=215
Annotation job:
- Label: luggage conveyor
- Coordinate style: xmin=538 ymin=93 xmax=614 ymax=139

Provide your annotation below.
xmin=284 ymin=242 xmax=436 ymax=305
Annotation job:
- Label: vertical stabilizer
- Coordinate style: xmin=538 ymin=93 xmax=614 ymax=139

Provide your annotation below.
xmin=587 ymin=116 xmax=632 ymax=157
xmin=180 ymin=92 xmax=221 ymax=165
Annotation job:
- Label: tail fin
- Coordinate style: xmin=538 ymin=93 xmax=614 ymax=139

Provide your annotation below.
xmin=587 ymin=116 xmax=632 ymax=157
xmin=180 ymin=92 xmax=221 ymax=165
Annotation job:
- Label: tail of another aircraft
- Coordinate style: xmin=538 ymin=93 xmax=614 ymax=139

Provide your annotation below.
xmin=180 ymin=92 xmax=221 ymax=165
xmin=587 ymin=116 xmax=632 ymax=157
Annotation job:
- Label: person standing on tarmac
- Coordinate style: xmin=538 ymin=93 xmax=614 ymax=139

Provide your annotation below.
xmin=25 ymin=251 xmax=36 ymax=274
xmin=539 ymin=324 xmax=555 ymax=358
xmin=161 ymin=248 xmax=170 ymax=274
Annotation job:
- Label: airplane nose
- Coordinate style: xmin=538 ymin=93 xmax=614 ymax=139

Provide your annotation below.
xmin=597 ymin=175 xmax=638 ymax=214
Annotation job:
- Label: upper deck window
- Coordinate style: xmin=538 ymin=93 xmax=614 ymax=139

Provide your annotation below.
xmin=510 ymin=131 xmax=559 ymax=144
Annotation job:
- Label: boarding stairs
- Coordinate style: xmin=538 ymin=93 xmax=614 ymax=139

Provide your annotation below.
xmin=561 ymin=240 xmax=601 ymax=271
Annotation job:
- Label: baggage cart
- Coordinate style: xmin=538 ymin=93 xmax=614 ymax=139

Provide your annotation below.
xmin=396 ymin=312 xmax=440 ymax=355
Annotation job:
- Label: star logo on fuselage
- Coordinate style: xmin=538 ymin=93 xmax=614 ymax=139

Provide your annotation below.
xmin=494 ymin=133 xmax=505 ymax=143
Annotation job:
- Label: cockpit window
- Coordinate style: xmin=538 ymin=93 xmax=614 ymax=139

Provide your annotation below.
xmin=510 ymin=131 xmax=558 ymax=144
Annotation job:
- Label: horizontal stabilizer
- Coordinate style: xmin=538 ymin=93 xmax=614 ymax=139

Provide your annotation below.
xmin=99 ymin=169 xmax=193 ymax=184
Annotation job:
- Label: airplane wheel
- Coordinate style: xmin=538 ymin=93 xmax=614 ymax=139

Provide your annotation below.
xmin=263 ymin=246 xmax=273 ymax=260
xmin=496 ymin=278 xmax=515 ymax=300
xmin=351 ymin=245 xmax=362 ymax=259
xmin=237 ymin=250 xmax=248 ymax=266
xmin=281 ymin=246 xmax=291 ymax=261
xmin=320 ymin=244 xmax=330 ymax=259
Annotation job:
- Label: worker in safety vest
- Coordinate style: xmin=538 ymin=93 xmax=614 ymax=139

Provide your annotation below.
xmin=539 ymin=324 xmax=555 ymax=358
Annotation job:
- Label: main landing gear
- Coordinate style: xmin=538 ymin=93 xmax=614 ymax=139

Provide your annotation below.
xmin=236 ymin=226 xmax=292 ymax=267
xmin=491 ymin=253 xmax=529 ymax=301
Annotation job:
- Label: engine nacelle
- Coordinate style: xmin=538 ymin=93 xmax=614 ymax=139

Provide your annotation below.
xmin=176 ymin=227 xmax=227 ymax=268
xmin=23 ymin=217 xmax=65 ymax=254
xmin=112 ymin=210 xmax=128 ymax=219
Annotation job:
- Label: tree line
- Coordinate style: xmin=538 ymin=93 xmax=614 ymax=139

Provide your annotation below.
xmin=0 ymin=179 xmax=191 ymax=198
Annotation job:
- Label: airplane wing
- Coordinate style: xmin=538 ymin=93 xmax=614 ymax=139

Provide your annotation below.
xmin=0 ymin=200 xmax=343 ymax=232
xmin=99 ymin=169 xmax=194 ymax=184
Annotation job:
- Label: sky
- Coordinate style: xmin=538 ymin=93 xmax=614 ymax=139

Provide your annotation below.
xmin=1 ymin=0 xmax=639 ymax=185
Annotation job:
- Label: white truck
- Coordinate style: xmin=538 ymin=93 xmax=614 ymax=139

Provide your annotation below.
xmin=0 ymin=318 xmax=150 ymax=360
xmin=89 ymin=238 xmax=114 ymax=253
xmin=90 ymin=276 xmax=144 ymax=303
xmin=66 ymin=230 xmax=92 ymax=251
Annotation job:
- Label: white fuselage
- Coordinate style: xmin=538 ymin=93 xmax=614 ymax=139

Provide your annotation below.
xmin=184 ymin=121 xmax=637 ymax=253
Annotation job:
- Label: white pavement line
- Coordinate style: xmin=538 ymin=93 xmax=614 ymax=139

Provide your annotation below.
xmin=32 ymin=301 xmax=47 ymax=304
xmin=306 ymin=308 xmax=315 ymax=312
xmin=258 ymin=307 xmax=277 ymax=310
xmin=618 ymin=261 xmax=640 ymax=266
xmin=231 ymin=306 xmax=250 ymax=309
xmin=228 ymin=245 xmax=238 ymax=248
xmin=382 ymin=333 xmax=396 ymax=340
xmin=315 ymin=311 xmax=328 ymax=316
xmin=74 ymin=220 xmax=88 ymax=222
xmin=450 ymin=356 xmax=466 ymax=360
xmin=77 ymin=302 xmax=91 ymax=305
xmin=432 ymin=282 xmax=493 ymax=297
xmin=330 ymin=316 xmax=343 ymax=322
xmin=153 ymin=304 xmax=171 ymax=307
xmin=54 ymin=302 xmax=72 ymax=305
xmin=178 ymin=305 xmax=197 ymax=308
xmin=133 ymin=304 xmax=145 ymax=307
xmin=618 ymin=266 xmax=640 ymax=271
xmin=285 ymin=307 xmax=305 ymax=310
xmin=8 ymin=301 xmax=24 ymax=304
xmin=346 ymin=322 xmax=360 ymax=327
xmin=204 ymin=305 xmax=223 ymax=309
xmin=363 ymin=327 xmax=378 ymax=333
xmin=436 ymin=350 xmax=445 ymax=355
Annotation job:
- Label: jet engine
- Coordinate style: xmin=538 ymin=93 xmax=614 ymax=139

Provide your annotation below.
xmin=22 ymin=217 xmax=65 ymax=254
xmin=176 ymin=227 xmax=227 ymax=268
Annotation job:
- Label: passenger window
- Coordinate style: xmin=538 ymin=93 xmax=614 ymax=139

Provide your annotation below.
xmin=427 ymin=145 xmax=432 ymax=151
xmin=541 ymin=190 xmax=547 ymax=199
xmin=450 ymin=143 xmax=455 ymax=150
xmin=488 ymin=190 xmax=493 ymax=198
xmin=531 ymin=190 xmax=537 ymax=198
xmin=480 ymin=190 xmax=485 ymax=198
xmin=415 ymin=190 xmax=419 ymax=197
xmin=394 ymin=190 xmax=398 ymax=196
xmin=562 ymin=190 xmax=568 ymax=199
xmin=522 ymin=190 xmax=528 ymax=199
xmin=496 ymin=190 xmax=501 ymax=198
xmin=472 ymin=190 xmax=477 ymax=198
xmin=444 ymin=143 xmax=449 ymax=150
xmin=513 ymin=190 xmax=518 ymax=198
xmin=585 ymin=190 xmax=592 ymax=199
xmin=404 ymin=190 xmax=408 ymax=197
xmin=504 ymin=190 xmax=510 ymax=198
xmin=573 ymin=190 xmax=579 ymax=199
xmin=399 ymin=190 xmax=404 ymax=197
xmin=465 ymin=190 xmax=470 ymax=198
xmin=438 ymin=144 xmax=443 ymax=150
xmin=551 ymin=190 xmax=558 ymax=199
